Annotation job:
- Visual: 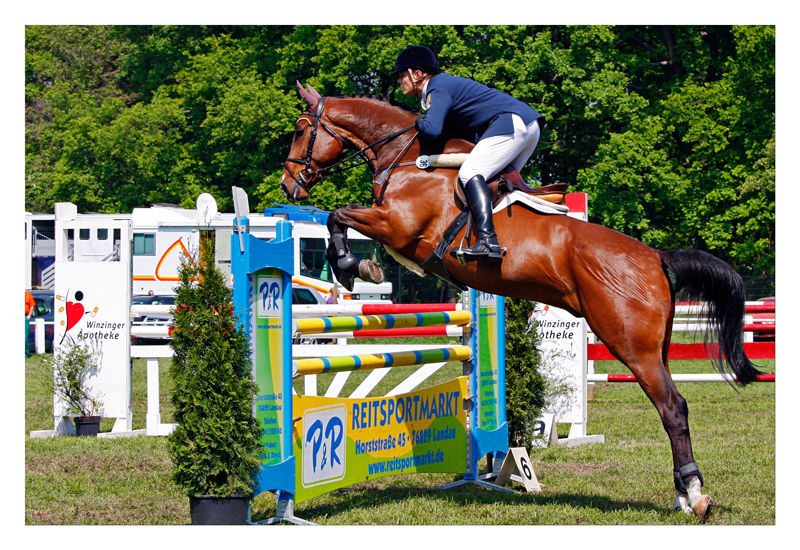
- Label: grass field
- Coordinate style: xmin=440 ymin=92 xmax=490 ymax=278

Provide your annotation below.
xmin=24 ymin=339 xmax=777 ymax=528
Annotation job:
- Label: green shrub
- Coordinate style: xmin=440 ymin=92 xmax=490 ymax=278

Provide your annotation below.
xmin=167 ymin=232 xmax=262 ymax=497
xmin=42 ymin=338 xmax=104 ymax=417
xmin=504 ymin=298 xmax=547 ymax=447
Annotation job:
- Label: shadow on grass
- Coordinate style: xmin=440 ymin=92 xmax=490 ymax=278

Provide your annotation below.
xmin=250 ymin=480 xmax=676 ymax=525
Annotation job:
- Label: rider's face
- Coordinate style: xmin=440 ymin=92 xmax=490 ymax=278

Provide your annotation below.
xmin=397 ymin=69 xmax=424 ymax=97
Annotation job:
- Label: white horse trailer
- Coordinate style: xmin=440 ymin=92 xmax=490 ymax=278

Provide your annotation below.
xmin=25 ymin=211 xmax=132 ymax=290
xmin=129 ymin=204 xmax=392 ymax=301
xmin=25 ymin=212 xmax=57 ymax=290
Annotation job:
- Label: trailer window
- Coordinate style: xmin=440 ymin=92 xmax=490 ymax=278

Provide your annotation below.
xmin=299 ymin=238 xmax=331 ymax=281
xmin=133 ymin=234 xmax=155 ymax=256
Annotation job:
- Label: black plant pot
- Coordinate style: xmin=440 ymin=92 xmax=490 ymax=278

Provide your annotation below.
xmin=74 ymin=416 xmax=101 ymax=437
xmin=189 ymin=495 xmax=250 ymax=525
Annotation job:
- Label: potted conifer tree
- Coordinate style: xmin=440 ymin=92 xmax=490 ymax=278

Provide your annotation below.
xmin=43 ymin=337 xmax=104 ymax=436
xmin=167 ymin=232 xmax=262 ymax=525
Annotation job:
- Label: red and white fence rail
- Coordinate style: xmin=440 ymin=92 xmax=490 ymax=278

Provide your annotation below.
xmin=587 ymin=300 xmax=775 ymax=383
xmin=589 ymin=373 xmax=775 ymax=383
xmin=674 ymin=301 xmax=775 ymax=337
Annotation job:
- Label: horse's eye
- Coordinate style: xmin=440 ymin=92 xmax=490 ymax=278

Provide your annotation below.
xmin=295 ymin=129 xmax=305 ymax=139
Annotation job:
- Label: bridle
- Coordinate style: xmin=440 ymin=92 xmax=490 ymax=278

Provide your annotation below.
xmin=284 ymin=97 xmax=416 ymax=201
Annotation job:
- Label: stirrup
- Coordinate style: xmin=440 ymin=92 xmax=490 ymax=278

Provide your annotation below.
xmin=450 ymin=240 xmax=505 ymax=265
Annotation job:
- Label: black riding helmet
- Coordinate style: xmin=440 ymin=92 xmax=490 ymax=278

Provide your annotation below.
xmin=391 ymin=45 xmax=440 ymax=76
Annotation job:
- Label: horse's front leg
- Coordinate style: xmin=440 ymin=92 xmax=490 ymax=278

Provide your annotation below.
xmin=326 ymin=204 xmax=390 ymax=291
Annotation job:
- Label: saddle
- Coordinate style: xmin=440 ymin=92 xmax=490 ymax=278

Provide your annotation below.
xmin=491 ymin=169 xmax=568 ymax=205
xmin=454 ymin=168 xmax=569 ymax=215
xmin=407 ymin=152 xmax=571 ymax=288
xmin=420 ymin=167 xmax=570 ymax=289
xmin=415 ymin=153 xmax=568 ymax=207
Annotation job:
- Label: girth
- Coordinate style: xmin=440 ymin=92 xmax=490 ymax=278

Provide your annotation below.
xmin=420 ymin=210 xmax=470 ymax=290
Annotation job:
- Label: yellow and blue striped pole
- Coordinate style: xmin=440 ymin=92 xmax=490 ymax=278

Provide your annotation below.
xmin=292 ymin=345 xmax=472 ymax=377
xmin=292 ymin=310 xmax=472 ymax=336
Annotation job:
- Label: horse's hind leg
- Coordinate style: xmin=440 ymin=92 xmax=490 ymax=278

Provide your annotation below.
xmin=624 ymin=353 xmax=714 ymax=520
xmin=580 ymin=256 xmax=714 ymax=520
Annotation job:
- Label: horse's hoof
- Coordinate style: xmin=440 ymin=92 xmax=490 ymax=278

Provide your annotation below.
xmin=692 ymin=495 xmax=714 ymax=522
xmin=358 ymin=260 xmax=385 ymax=284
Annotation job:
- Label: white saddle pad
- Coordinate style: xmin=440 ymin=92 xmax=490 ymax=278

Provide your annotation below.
xmin=492 ymin=190 xmax=570 ymax=216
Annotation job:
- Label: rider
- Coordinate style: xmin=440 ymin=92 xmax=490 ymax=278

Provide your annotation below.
xmin=392 ymin=45 xmax=545 ymax=263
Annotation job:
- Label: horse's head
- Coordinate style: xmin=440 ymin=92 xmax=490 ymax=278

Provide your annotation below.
xmin=280 ymin=81 xmax=349 ymax=202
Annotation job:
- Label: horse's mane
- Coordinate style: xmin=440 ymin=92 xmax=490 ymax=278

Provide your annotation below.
xmin=328 ymin=92 xmax=471 ymax=154
xmin=333 ymin=93 xmax=420 ymax=114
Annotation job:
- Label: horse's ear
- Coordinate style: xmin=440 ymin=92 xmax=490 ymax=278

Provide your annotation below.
xmin=296 ymin=80 xmax=321 ymax=112
xmin=306 ymin=83 xmax=321 ymax=101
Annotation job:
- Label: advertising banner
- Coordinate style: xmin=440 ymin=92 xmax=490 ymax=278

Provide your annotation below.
xmin=54 ymin=261 xmax=131 ymax=419
xmin=531 ymin=303 xmax=586 ymax=424
xmin=252 ymin=267 xmax=288 ymax=466
xmin=293 ymin=377 xmax=468 ymax=503
xmin=476 ymin=292 xmax=500 ymax=431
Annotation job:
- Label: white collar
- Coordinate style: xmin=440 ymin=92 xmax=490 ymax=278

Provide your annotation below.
xmin=421 ymin=77 xmax=431 ymax=110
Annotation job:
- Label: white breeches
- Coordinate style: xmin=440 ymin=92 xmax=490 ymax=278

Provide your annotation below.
xmin=458 ymin=114 xmax=541 ymax=185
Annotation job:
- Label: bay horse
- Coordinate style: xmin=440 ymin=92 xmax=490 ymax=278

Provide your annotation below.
xmin=280 ymin=82 xmax=761 ymax=520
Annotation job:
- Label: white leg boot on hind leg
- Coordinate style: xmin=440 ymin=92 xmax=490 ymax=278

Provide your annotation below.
xmin=674 ymin=491 xmax=692 ymax=514
xmin=685 ymin=475 xmax=714 ymax=520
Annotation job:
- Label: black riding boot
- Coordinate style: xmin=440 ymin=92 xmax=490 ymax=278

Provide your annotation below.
xmin=455 ymin=175 xmax=503 ymax=263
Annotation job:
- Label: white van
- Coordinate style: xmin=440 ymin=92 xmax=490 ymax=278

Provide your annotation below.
xmin=129 ymin=203 xmax=392 ymax=302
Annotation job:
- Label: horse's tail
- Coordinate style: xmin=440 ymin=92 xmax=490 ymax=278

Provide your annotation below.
xmin=659 ymin=249 xmax=762 ymax=387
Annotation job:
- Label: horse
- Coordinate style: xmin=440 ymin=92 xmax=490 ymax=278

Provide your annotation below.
xmin=280 ymin=82 xmax=762 ymax=520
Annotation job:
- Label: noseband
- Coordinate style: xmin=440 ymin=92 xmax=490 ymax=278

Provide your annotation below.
xmin=284 ymin=97 xmax=416 ymax=200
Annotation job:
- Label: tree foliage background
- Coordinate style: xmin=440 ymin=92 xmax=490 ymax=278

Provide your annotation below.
xmin=25 ymin=25 xmax=775 ymax=276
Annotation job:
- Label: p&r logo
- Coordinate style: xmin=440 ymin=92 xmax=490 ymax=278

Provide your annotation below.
xmin=256 ymin=275 xmax=282 ymax=318
xmin=301 ymin=404 xmax=346 ymax=487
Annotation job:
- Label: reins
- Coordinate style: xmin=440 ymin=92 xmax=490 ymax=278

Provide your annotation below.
xmin=284 ymin=97 xmax=417 ymax=201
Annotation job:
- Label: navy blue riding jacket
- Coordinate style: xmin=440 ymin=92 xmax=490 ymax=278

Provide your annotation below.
xmin=416 ymin=73 xmax=542 ymax=143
